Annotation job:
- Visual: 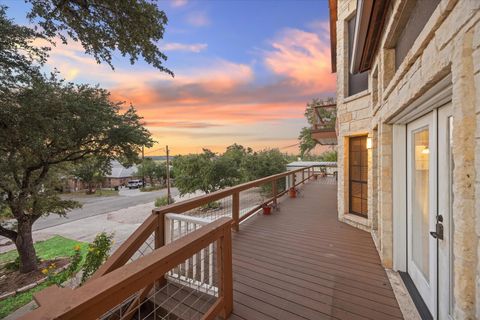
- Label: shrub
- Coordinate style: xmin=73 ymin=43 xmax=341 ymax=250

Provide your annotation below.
xmin=80 ymin=232 xmax=114 ymax=284
xmin=155 ymin=196 xmax=175 ymax=207
xmin=200 ymin=201 xmax=221 ymax=211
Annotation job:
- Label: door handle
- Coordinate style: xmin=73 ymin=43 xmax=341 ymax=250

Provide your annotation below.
xmin=430 ymin=215 xmax=444 ymax=240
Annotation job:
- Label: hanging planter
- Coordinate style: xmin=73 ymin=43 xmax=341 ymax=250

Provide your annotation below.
xmin=288 ymin=187 xmax=296 ymax=198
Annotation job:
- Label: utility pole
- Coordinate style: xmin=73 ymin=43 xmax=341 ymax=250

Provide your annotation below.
xmin=166 ymin=145 xmax=171 ymax=204
xmin=142 ymin=145 xmax=145 ymax=188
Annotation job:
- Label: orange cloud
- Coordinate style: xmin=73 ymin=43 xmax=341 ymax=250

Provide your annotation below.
xmin=37 ymin=24 xmax=336 ymax=154
xmin=264 ymin=28 xmax=335 ymax=94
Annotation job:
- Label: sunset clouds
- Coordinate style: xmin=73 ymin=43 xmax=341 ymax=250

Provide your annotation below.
xmin=264 ymin=28 xmax=335 ymax=93
xmin=22 ymin=1 xmax=335 ymax=154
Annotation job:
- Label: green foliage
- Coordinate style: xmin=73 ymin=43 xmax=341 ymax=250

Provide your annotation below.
xmin=72 ymin=156 xmax=112 ymax=194
xmin=173 ymin=149 xmax=241 ymax=195
xmin=43 ymin=246 xmax=83 ymax=286
xmin=0 ymin=236 xmax=87 ymax=265
xmin=319 ymin=150 xmax=337 ymax=162
xmin=23 ymin=0 xmax=173 ymax=75
xmin=155 ymin=195 xmax=174 ymax=207
xmin=0 ymin=73 xmax=152 ymax=272
xmin=0 ymin=6 xmax=49 ymax=93
xmin=136 ymin=158 xmax=158 ymax=186
xmin=298 ymin=98 xmax=336 ymax=157
xmin=298 ymin=127 xmax=317 ymax=157
xmin=200 ymin=201 xmax=221 ymax=211
xmin=223 ymin=143 xmax=253 ymax=180
xmin=80 ymin=232 xmax=114 ymax=284
xmin=0 ymin=281 xmax=49 ymax=318
xmin=243 ymin=149 xmax=287 ymax=181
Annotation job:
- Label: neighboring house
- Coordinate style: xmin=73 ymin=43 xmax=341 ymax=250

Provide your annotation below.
xmin=329 ymin=0 xmax=480 ymax=318
xmin=105 ymin=160 xmax=138 ymax=188
xmin=64 ymin=160 xmax=138 ymax=191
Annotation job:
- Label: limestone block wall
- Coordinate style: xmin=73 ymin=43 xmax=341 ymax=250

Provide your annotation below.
xmin=336 ymin=0 xmax=373 ymax=231
xmin=335 ymin=0 xmax=480 ymax=317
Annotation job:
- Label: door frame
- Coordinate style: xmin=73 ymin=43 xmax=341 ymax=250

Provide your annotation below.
xmin=391 ymin=76 xmax=453 ymax=319
xmin=406 ymin=111 xmax=437 ymax=315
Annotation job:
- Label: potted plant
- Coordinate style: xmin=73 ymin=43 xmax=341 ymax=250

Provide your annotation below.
xmin=262 ymin=203 xmax=272 ymax=215
xmin=288 ymin=187 xmax=296 ymax=198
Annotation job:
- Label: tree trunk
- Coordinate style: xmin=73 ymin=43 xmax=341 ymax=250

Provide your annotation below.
xmin=16 ymin=220 xmax=37 ymax=273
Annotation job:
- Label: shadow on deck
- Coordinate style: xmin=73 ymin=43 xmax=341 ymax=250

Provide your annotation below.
xmin=228 ymin=178 xmax=403 ymax=320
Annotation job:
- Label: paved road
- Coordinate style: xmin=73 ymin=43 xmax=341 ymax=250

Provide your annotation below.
xmin=33 ymin=187 xmax=179 ymax=231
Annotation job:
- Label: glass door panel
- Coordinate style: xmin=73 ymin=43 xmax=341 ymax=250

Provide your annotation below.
xmin=412 ymin=128 xmax=430 ymax=279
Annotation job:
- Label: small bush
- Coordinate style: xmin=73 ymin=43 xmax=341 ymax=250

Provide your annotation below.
xmin=155 ymin=196 xmax=175 ymax=207
xmin=200 ymin=201 xmax=221 ymax=211
xmin=80 ymin=232 xmax=114 ymax=284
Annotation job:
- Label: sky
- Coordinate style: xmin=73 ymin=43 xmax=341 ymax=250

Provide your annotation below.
xmin=4 ymin=0 xmax=336 ymax=155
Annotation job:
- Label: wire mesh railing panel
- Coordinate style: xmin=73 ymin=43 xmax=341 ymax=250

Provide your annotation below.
xmin=182 ymin=195 xmax=232 ymax=222
xmin=99 ymin=242 xmax=219 ymax=320
xmin=129 ymin=232 xmax=156 ymax=263
xmin=238 ymin=185 xmax=264 ymax=219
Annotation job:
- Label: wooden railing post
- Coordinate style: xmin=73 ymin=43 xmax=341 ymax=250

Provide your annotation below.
xmin=272 ymin=179 xmax=278 ymax=210
xmin=155 ymin=211 xmax=167 ymax=287
xmin=292 ymin=172 xmax=296 ymax=187
xmin=232 ymin=192 xmax=239 ymax=232
xmin=217 ymin=226 xmax=233 ymax=318
xmin=302 ymin=169 xmax=305 ymax=184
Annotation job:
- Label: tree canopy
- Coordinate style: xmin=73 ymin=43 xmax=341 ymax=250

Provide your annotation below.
xmin=24 ymin=0 xmax=172 ymax=75
xmin=72 ymin=156 xmax=112 ymax=193
xmin=0 ymin=75 xmax=153 ymax=272
xmin=173 ymin=149 xmax=241 ymax=196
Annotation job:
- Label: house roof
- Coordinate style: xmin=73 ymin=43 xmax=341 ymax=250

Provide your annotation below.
xmin=328 ymin=0 xmax=337 ymax=73
xmin=107 ymin=160 xmax=138 ymax=178
xmin=350 ymin=0 xmax=390 ymax=73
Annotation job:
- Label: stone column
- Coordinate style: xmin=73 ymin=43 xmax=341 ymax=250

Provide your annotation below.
xmin=378 ymin=122 xmax=393 ymax=268
xmin=451 ymin=28 xmax=477 ymax=320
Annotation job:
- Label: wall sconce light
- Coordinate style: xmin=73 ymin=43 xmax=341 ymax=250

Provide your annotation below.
xmin=366 ymin=137 xmax=372 ymax=149
xmin=421 ymin=147 xmax=430 ymax=154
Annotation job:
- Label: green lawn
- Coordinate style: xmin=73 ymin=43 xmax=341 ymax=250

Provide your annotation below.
xmin=0 ymin=236 xmax=87 ymax=265
xmin=0 ymin=236 xmax=87 ymax=318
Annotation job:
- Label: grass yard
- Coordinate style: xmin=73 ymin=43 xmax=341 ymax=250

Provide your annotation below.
xmin=62 ymin=188 xmax=119 ymax=198
xmin=0 ymin=236 xmax=88 ymax=318
xmin=0 ymin=236 xmax=87 ymax=265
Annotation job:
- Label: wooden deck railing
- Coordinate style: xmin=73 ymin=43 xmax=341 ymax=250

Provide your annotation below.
xmin=22 ymin=166 xmax=319 ymax=319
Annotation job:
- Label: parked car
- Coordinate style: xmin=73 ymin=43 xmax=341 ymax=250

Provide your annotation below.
xmin=127 ymin=179 xmax=143 ymax=189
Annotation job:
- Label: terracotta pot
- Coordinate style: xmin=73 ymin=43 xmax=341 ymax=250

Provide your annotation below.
xmin=314 ymin=174 xmax=318 ymax=180
xmin=262 ymin=206 xmax=272 ymax=215
xmin=288 ymin=187 xmax=296 ymax=198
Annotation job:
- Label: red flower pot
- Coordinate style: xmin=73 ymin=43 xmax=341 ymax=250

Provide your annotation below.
xmin=262 ymin=206 xmax=272 ymax=215
xmin=289 ymin=187 xmax=296 ymax=198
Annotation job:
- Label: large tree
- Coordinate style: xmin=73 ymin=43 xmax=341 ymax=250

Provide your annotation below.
xmin=72 ymin=156 xmax=112 ymax=194
xmin=173 ymin=149 xmax=241 ymax=196
xmin=136 ymin=158 xmax=157 ymax=186
xmin=0 ymin=75 xmax=153 ymax=273
xmin=243 ymin=149 xmax=287 ymax=181
xmin=24 ymin=0 xmax=173 ymax=75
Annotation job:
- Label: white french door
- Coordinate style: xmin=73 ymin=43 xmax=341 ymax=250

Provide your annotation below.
xmin=406 ymin=103 xmax=453 ymax=319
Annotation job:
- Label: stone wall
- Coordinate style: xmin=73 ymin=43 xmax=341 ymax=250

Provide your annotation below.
xmin=335 ymin=0 xmax=480 ymax=317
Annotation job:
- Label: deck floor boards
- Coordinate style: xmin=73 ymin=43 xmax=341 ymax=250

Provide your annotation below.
xmin=228 ymin=178 xmax=403 ymax=320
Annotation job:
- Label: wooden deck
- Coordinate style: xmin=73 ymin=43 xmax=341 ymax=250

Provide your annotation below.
xmin=228 ymin=179 xmax=403 ymax=320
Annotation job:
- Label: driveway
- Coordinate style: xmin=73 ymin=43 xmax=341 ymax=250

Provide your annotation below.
xmin=32 ymin=187 xmax=179 ymax=231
